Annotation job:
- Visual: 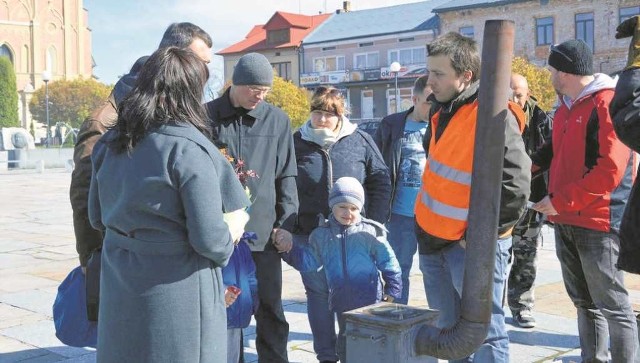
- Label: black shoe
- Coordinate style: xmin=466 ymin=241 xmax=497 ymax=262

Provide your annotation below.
xmin=513 ymin=309 xmax=536 ymax=328
xmin=320 ymin=361 xmax=338 ymax=363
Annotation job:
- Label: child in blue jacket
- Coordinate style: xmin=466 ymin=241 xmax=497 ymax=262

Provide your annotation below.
xmin=222 ymin=240 xmax=258 ymax=363
xmin=278 ymin=177 xmax=402 ymax=362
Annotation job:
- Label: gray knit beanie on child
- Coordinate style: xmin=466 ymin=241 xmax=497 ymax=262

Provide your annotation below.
xmin=232 ymin=52 xmax=273 ymax=87
xmin=329 ymin=177 xmax=365 ymax=211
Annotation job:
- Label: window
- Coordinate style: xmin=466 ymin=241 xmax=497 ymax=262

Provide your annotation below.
xmin=353 ymin=52 xmax=379 ymax=69
xmin=359 ymin=42 xmax=374 ymax=47
xmin=272 ymin=62 xmax=291 ymax=80
xmin=398 ymin=37 xmax=415 ymax=42
xmin=575 ymin=13 xmax=594 ymax=51
xmin=46 ymin=46 xmax=57 ymax=74
xmin=0 ymin=44 xmax=13 ymax=64
xmin=620 ymin=6 xmax=640 ymax=23
xmin=313 ymin=56 xmax=345 ymax=72
xmin=459 ymin=26 xmax=474 ymax=39
xmin=389 ymin=47 xmax=426 ymax=66
xmin=386 ymin=87 xmax=413 ymax=114
xmin=322 ymin=46 xmax=336 ymax=51
xmin=536 ymin=17 xmax=554 ymax=46
xmin=266 ymin=29 xmax=289 ymax=45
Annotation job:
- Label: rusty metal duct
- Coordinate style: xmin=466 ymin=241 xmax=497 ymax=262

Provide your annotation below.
xmin=414 ymin=19 xmax=516 ymax=359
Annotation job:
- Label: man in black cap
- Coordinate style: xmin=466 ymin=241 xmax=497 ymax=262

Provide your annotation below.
xmin=205 ymin=52 xmax=298 ymax=363
xmin=531 ymin=39 xmax=638 ymax=362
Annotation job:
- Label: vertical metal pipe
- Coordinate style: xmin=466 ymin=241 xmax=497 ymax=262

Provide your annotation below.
xmin=45 ymin=81 xmax=50 ymax=148
xmin=414 ymin=19 xmax=515 ymax=359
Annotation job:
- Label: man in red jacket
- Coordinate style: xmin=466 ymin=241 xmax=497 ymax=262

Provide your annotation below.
xmin=532 ymin=39 xmax=638 ymax=362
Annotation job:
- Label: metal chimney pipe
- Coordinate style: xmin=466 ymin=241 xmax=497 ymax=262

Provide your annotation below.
xmin=414 ymin=19 xmax=516 ymax=359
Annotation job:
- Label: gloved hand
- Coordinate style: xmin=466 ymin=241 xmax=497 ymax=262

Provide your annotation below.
xmin=223 ymin=209 xmax=250 ymax=244
xmin=616 ymin=15 xmax=640 ymax=70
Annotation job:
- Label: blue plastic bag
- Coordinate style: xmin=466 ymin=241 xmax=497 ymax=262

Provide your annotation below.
xmin=52 ymin=266 xmax=98 ymax=348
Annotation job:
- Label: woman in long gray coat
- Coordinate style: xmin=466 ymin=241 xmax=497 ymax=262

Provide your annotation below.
xmin=88 ymin=47 xmax=250 ymax=362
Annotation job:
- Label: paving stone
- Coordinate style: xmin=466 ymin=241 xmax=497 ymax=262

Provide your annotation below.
xmin=0 ymin=274 xmax=59 ymax=293
xmin=0 ymin=303 xmax=48 ymax=329
xmin=0 ymin=320 xmax=95 ymax=358
xmin=0 ymin=289 xmax=57 ymax=317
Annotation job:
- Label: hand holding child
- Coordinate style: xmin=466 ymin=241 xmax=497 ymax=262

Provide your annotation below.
xmin=272 ymin=228 xmax=292 ymax=253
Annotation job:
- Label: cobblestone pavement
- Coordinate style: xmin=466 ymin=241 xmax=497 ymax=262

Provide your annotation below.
xmin=1 ymin=170 xmax=639 ymax=363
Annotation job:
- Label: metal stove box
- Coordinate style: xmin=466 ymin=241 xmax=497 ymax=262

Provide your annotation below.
xmin=344 ymin=302 xmax=439 ymax=362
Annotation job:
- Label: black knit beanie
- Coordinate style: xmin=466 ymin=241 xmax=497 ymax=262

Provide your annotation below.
xmin=548 ymin=39 xmax=593 ymax=76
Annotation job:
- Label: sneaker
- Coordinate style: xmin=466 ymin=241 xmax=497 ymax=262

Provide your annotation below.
xmin=513 ymin=309 xmax=536 ymax=328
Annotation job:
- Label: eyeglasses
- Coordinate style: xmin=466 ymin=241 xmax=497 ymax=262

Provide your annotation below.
xmin=246 ymin=85 xmax=270 ymax=96
xmin=549 ymin=44 xmax=574 ymax=64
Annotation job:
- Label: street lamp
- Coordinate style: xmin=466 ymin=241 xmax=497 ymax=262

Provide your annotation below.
xmin=42 ymin=70 xmax=51 ymax=147
xmin=389 ymin=61 xmax=401 ymax=113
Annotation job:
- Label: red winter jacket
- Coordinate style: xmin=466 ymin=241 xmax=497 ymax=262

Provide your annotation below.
xmin=536 ymin=74 xmax=635 ymax=232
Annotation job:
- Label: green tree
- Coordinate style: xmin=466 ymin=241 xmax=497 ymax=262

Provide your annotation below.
xmin=512 ymin=57 xmax=556 ymax=112
xmin=0 ymin=57 xmax=20 ymax=127
xmin=266 ymin=76 xmax=310 ymax=130
xmin=29 ymin=78 xmax=112 ymax=129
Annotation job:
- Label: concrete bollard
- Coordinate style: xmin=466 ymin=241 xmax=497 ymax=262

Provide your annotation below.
xmin=36 ymin=160 xmax=45 ymax=173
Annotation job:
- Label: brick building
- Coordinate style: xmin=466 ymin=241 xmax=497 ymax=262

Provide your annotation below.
xmin=0 ymin=0 xmax=92 ymax=131
xmin=435 ymin=0 xmax=640 ymax=74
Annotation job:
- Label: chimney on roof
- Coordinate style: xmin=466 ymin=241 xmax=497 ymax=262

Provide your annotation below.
xmin=343 ymin=1 xmax=351 ymax=12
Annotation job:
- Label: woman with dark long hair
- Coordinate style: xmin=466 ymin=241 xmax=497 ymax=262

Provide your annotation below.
xmin=88 ymin=47 xmax=250 ymax=362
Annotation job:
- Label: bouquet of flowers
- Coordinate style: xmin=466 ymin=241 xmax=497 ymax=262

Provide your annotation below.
xmin=219 ymin=147 xmax=259 ymax=245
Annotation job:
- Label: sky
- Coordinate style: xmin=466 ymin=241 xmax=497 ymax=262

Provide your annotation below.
xmin=84 ymin=0 xmax=425 ymax=89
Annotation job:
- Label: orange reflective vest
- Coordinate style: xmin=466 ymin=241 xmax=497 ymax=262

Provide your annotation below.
xmin=414 ymin=100 xmax=525 ymax=241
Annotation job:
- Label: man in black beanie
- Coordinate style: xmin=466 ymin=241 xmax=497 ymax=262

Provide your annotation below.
xmin=531 ymin=39 xmax=638 ymax=362
xmin=205 ymin=52 xmax=299 ymax=363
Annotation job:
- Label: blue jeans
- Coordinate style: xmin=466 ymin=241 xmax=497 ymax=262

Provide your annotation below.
xmin=387 ymin=213 xmax=418 ymax=304
xmin=555 ymin=224 xmax=637 ymax=363
xmin=419 ymin=237 xmax=512 ymax=363
xmin=295 ymin=234 xmax=339 ymax=362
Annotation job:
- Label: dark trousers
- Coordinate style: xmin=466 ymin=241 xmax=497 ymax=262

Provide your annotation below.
xmin=252 ymin=250 xmax=289 ymax=363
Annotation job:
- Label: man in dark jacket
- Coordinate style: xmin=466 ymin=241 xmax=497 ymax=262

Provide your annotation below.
xmin=374 ymin=75 xmax=431 ymax=305
xmin=506 ymin=73 xmax=552 ymax=328
xmin=70 ymin=56 xmax=146 ymax=268
xmin=70 ymin=22 xmax=214 ymax=269
xmin=205 ymin=52 xmax=298 ymax=363
xmin=610 ymin=15 xmax=640 ymax=275
xmin=414 ymin=32 xmax=530 ymax=362
xmin=532 ymin=39 xmax=637 ymax=362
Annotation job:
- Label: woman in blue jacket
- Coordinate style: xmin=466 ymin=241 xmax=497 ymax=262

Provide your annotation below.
xmin=293 ymin=86 xmax=391 ymax=362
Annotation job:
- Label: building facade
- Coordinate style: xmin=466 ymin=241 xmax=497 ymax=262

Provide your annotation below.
xmin=435 ymin=0 xmax=640 ymax=74
xmin=300 ymin=1 xmax=449 ymax=121
xmin=0 ymin=0 xmax=92 ymax=132
xmin=218 ymin=11 xmax=330 ymax=86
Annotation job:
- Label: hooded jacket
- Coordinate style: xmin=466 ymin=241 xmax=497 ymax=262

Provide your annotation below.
xmin=205 ymin=89 xmax=299 ymax=251
xmin=284 ymin=215 xmax=401 ymax=313
xmin=294 ymin=117 xmax=391 ymax=234
xmin=532 ymin=73 xmax=635 ymax=233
